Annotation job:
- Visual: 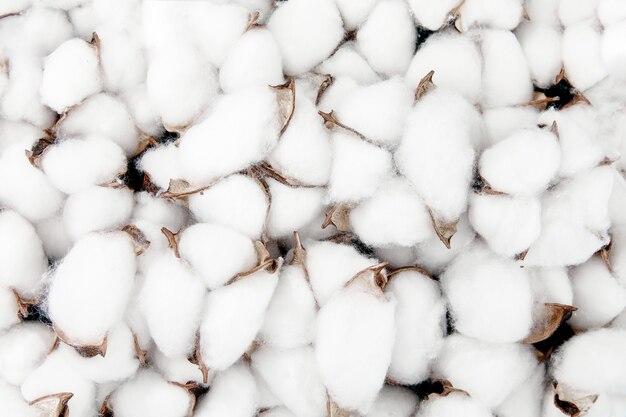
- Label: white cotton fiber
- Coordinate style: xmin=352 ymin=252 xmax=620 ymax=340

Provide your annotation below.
xmin=356 ymin=0 xmax=416 ymax=77
xmin=334 ymin=0 xmax=379 ymax=30
xmin=562 ymin=23 xmax=607 ymax=91
xmin=36 ymin=214 xmax=72 ymax=260
xmin=178 ymin=223 xmax=257 ymax=289
xmin=139 ymin=252 xmax=206 ymax=358
xmin=132 ymin=192 xmax=187 ymax=234
xmin=10 ymin=6 xmax=73 ymax=58
xmin=317 ymin=76 xmax=359 ymax=113
xmin=178 ymin=87 xmax=279 ymax=186
xmin=496 ymin=365 xmax=545 ymax=417
xmin=260 ymin=264 xmax=317 ymax=348
xmin=306 ymin=240 xmax=375 ymax=306
xmin=0 ymin=0 xmax=32 ymax=16
xmin=252 ymin=346 xmax=327 ymax=417
xmin=598 ymin=0 xmax=626 ymax=26
xmin=406 ymin=31 xmax=482 ymax=104
xmin=441 ymin=244 xmax=533 ymax=343
xmin=611 ymin=226 xmax=626 ymax=286
xmin=268 ymin=0 xmax=343 ymax=75
xmin=407 ymin=0 xmax=458 ymax=31
xmin=267 ymin=96 xmax=332 ymax=186
xmin=416 ymin=392 xmax=494 ymax=417
xmin=0 ymin=210 xmax=47 ymax=298
xmin=368 ymin=385 xmax=418 ymax=417
xmin=0 ymin=141 xmax=64 ymax=222
xmin=569 ymin=257 xmax=626 ymax=330
xmin=195 ymin=362 xmax=257 ymax=417
xmin=434 ymin=334 xmax=537 ymax=408
xmin=482 ymin=107 xmax=539 ymax=145
xmin=40 ymin=38 xmax=102 ymax=113
xmin=516 ymin=22 xmax=562 ymax=87
xmin=350 ymin=177 xmax=434 ymax=247
xmin=528 ymin=267 xmax=573 ymax=307
xmin=396 ymin=88 xmax=481 ymax=223
xmin=0 ymin=120 xmax=42 ymax=155
xmin=97 ymin=26 xmax=146 ymax=92
xmin=458 ymin=0 xmax=523 ymax=31
xmin=56 ymin=93 xmax=139 ymax=156
xmin=189 ymin=175 xmax=268 ymax=240
xmin=199 ymin=267 xmax=278 ymax=371
xmin=602 ymin=21 xmax=626 ymax=81
xmin=138 ymin=143 xmax=182 ymax=191
xmin=41 ymin=136 xmax=126 ymax=194
xmin=553 ymin=328 xmax=626 ymax=394
xmin=47 ymin=232 xmax=136 ymax=346
xmin=317 ymin=43 xmax=380 ymax=85
xmin=385 ymin=270 xmax=445 ymax=385
xmin=220 ymin=28 xmax=284 ymax=93
xmin=0 ymin=286 xmax=20 ymax=331
xmin=334 ymin=78 xmax=413 ymax=147
xmin=316 ymin=276 xmax=395 ymax=414
xmin=0 ymin=381 xmax=39 ymax=417
xmin=481 ymin=29 xmax=533 ymax=108
xmin=0 ymin=322 xmax=54 ymax=385
xmin=328 ymin=131 xmax=393 ymax=203
xmin=122 ymin=83 xmax=160 ymax=137
xmin=109 ymin=370 xmax=192 ymax=417
xmin=152 ymin=350 xmax=207 ymax=385
xmin=266 ymin=181 xmax=325 ymax=239
xmin=558 ymin=0 xmax=599 ymax=26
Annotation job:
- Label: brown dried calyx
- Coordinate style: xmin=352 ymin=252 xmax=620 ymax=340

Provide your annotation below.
xmin=415 ymin=70 xmax=435 ymax=101
xmin=245 ymin=9 xmax=263 ymax=30
xmin=161 ymin=227 xmax=181 ymax=258
xmin=387 ymin=265 xmax=434 ymax=280
xmin=187 ymin=334 xmax=209 ymax=384
xmin=597 ymin=240 xmax=612 ymax=271
xmin=30 ymin=392 xmax=74 ymax=417
xmin=26 ymin=136 xmax=55 ymax=168
xmin=326 ymin=394 xmax=351 ymax=417
xmin=428 ymin=210 xmax=458 ymax=249
xmin=133 ymin=333 xmax=148 ymax=367
xmin=555 ymin=68 xmax=591 ymax=110
xmin=271 ymin=77 xmax=296 ymax=135
xmin=523 ymin=303 xmax=577 ymax=344
xmin=345 ymin=262 xmax=389 ymax=297
xmin=428 ymin=379 xmax=469 ymax=399
xmin=122 ymin=224 xmax=151 ymax=256
xmin=226 ymin=239 xmax=280 ymax=285
xmin=318 ymin=110 xmax=378 ymax=145
xmin=553 ymin=383 xmax=599 ymax=417
xmin=250 ymin=161 xmax=316 ymax=188
xmin=169 ymin=381 xmax=208 ymax=417
xmin=53 ymin=325 xmax=108 ymax=358
xmin=12 ymin=289 xmax=37 ymax=320
xmin=322 ymin=203 xmax=352 ymax=233
xmin=160 ymin=178 xmax=214 ymax=200
xmin=316 ymin=74 xmax=333 ymax=105
xmin=476 ymin=176 xmax=508 ymax=196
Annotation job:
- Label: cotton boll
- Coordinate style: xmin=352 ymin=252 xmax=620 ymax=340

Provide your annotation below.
xmin=255 ymin=373 xmax=283 ymax=409
xmin=21 ymin=350 xmax=97 ymax=417
xmin=562 ymin=23 xmax=607 ymax=91
xmin=516 ymin=22 xmax=562 ymax=87
xmin=252 ymin=346 xmax=326 ymax=417
xmin=558 ymin=0 xmax=599 ymax=26
xmin=268 ymin=0 xmax=343 ymax=75
xmin=267 ymin=96 xmax=332 ymax=186
xmin=40 ymin=38 xmax=102 ymax=113
xmin=131 ymin=192 xmax=187 ymax=233
xmin=602 ymin=22 xmax=626 ymax=81
xmin=66 ymin=3 xmax=99 ymax=39
xmin=496 ymin=365 xmax=545 ymax=417
xmin=122 ymin=83 xmax=161 ymax=137
xmin=0 ymin=210 xmax=47 ymax=298
xmin=328 ymin=131 xmax=393 ymax=203
xmin=41 ymin=136 xmax=126 ymax=194
xmin=139 ymin=252 xmax=206 ymax=358
xmin=178 ymin=223 xmax=257 ymax=290
xmin=406 ymin=31 xmax=482 ymax=104
xmin=441 ymin=244 xmax=533 ymax=343
xmin=552 ymin=328 xmax=626 ymax=394
xmin=434 ymin=334 xmax=537 ymax=409
xmin=188 ymin=175 xmax=268 ymax=239
xmin=178 ymin=87 xmax=279 ymax=186
xmin=305 ymin=240 xmax=375 ymax=306
xmin=317 ymin=76 xmax=359 ymax=113
xmin=367 ymin=385 xmax=418 ymax=417
xmin=0 ymin=381 xmax=40 ymax=417
xmin=407 ymin=0 xmax=458 ymax=30
xmin=47 ymin=232 xmax=136 ymax=346
xmin=0 ymin=322 xmax=54 ymax=386
xmin=14 ymin=6 xmax=73 ymax=57
xmin=199 ymin=267 xmax=278 ymax=371
xmin=356 ymin=0 xmax=416 ymax=77
xmin=0 ymin=287 xmax=20 ymax=331
xmin=260 ymin=264 xmax=317 ymax=348
xmin=152 ymin=350 xmax=207 ymax=385
xmin=63 ymin=186 xmax=134 ymax=241
xmin=528 ymin=267 xmax=573 ymax=307
xmin=481 ymin=29 xmax=533 ymax=108
xmin=97 ymin=26 xmax=146 ymax=92
xmin=334 ymin=78 xmax=413 ymax=147
xmin=34 ymin=214 xmax=70 ymax=260
xmin=569 ymin=257 xmax=626 ymax=329
xmin=220 ymin=28 xmax=284 ymax=93
xmin=395 ymin=89 xmax=481 ymax=223
xmin=350 ymin=177 xmax=434 ymax=247
xmin=317 ymin=43 xmax=380 ymax=85
xmin=0 ymin=120 xmax=42 ymax=155
xmin=56 ymin=93 xmax=140 ymax=156
xmin=266 ymin=181 xmax=325 ymax=239
xmin=195 ymin=362 xmax=257 ymax=417
xmin=385 ymin=270 xmax=445 ymax=385
xmin=138 ymin=144 xmax=182 ymax=190
xmin=482 ymin=107 xmax=539 ymax=145
xmin=109 ymin=370 xmax=192 ymax=417
xmin=316 ymin=268 xmax=395 ymax=414
xmin=525 ymin=0 xmax=560 ymax=25
xmin=333 ymin=0 xmax=379 ymax=30
xmin=416 ymin=392 xmax=494 ymax=417
xmin=597 ymin=0 xmax=626 ymax=26
xmin=458 ymin=0 xmax=523 ymax=31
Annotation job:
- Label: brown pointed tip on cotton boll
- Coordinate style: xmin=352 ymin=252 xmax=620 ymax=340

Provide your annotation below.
xmin=416 ymin=391 xmax=493 ymax=417
xmin=47 ymin=232 xmax=136 ymax=348
xmin=528 ymin=267 xmax=573 ymax=332
xmin=219 ymin=28 xmax=284 ymax=94
xmin=350 ymin=177 xmax=434 ymax=247
xmin=441 ymin=243 xmax=533 ymax=343
xmin=385 ymin=269 xmax=445 ymax=385
xmin=267 ymin=0 xmax=343 ymax=75
xmin=252 ymin=346 xmax=327 ymax=417
xmin=482 ymin=107 xmax=539 ymax=145
xmin=178 ymin=87 xmax=279 ymax=187
xmin=265 ymin=180 xmax=325 ymax=239
xmin=542 ymin=385 xmax=612 ymax=417
xmin=188 ymin=174 xmax=268 ymax=240
xmin=0 ymin=322 xmax=55 ymax=385
xmin=0 ymin=210 xmax=47 ymax=298
xmin=178 ymin=223 xmax=258 ymax=290
xmin=406 ymin=0 xmax=458 ymax=31
xmin=97 ymin=25 xmax=146 ymax=93
xmin=316 ymin=264 xmax=395 ymax=414
xmin=194 ymin=362 xmax=257 ymax=417
xmin=40 ymin=38 xmax=102 ymax=114
xmin=480 ymin=29 xmax=533 ymax=108
xmin=562 ymin=23 xmax=607 ymax=92
xmin=0 ymin=286 xmax=21 ymax=331
xmin=468 ymin=194 xmax=541 ymax=258
xmin=199 ymin=266 xmax=279 ymax=371
xmin=356 ymin=0 xmax=416 ymax=77
xmin=317 ymin=42 xmax=380 ymax=86
xmin=516 ymin=22 xmax=562 ymax=88
xmin=405 ymin=31 xmax=482 ymax=104
xmin=108 ymin=370 xmax=193 ymax=417
xmin=152 ymin=349 xmax=209 ymax=385
xmin=433 ymin=334 xmax=538 ymax=410
xmin=496 ymin=364 xmax=545 ymax=417
xmin=457 ymin=0 xmax=523 ymax=31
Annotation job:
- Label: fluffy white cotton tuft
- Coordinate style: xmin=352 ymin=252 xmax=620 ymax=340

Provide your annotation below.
xmin=333 ymin=0 xmax=379 ymax=30
xmin=458 ymin=0 xmax=523 ymax=31
xmin=416 ymin=392 xmax=494 ymax=417
xmin=562 ymin=23 xmax=607 ymax=91
xmin=367 ymin=385 xmax=418 ymax=417
xmin=597 ymin=0 xmax=626 ymax=26
xmin=407 ymin=0 xmax=458 ymax=30
xmin=558 ymin=0 xmax=599 ymax=26
xmin=516 ymin=22 xmax=562 ymax=87
xmin=35 ymin=214 xmax=72 ymax=260
xmin=97 ymin=26 xmax=146 ymax=92
xmin=601 ymin=21 xmax=626 ymax=81
xmin=194 ymin=362 xmax=257 ymax=417
xmin=138 ymin=143 xmax=182 ymax=191
xmin=317 ymin=42 xmax=380 ymax=85
xmin=482 ymin=107 xmax=539 ymax=145
xmin=0 ymin=286 xmax=20 ymax=331
xmin=265 ymin=180 xmax=325 ymax=239
xmin=0 ymin=381 xmax=40 ymax=417
xmin=0 ymin=322 xmax=54 ymax=385
xmin=496 ymin=365 xmax=545 ymax=417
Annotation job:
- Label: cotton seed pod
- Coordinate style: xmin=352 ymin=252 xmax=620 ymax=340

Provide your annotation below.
xmin=0 ymin=322 xmax=55 ymax=385
xmin=194 ymin=362 xmax=257 ymax=417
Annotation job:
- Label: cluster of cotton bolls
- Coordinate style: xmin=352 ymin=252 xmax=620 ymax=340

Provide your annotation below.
xmin=1 ymin=0 xmax=626 ymax=416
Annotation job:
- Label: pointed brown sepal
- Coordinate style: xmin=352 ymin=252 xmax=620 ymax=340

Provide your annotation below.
xmin=316 ymin=74 xmax=333 ymax=106
xmin=169 ymin=381 xmax=208 ymax=417
xmin=553 ymin=383 xmax=599 ymax=417
xmin=386 ymin=265 xmax=434 ymax=280
xmin=526 ymin=94 xmax=559 ymax=110
xmin=327 ymin=394 xmax=351 ymax=417
xmin=133 ymin=334 xmax=148 ymax=367
xmin=523 ymin=303 xmax=577 ymax=344
xmin=428 ymin=210 xmax=458 ymax=249
xmin=318 ymin=110 xmax=373 ymax=144
xmin=271 ymin=77 xmax=296 ymax=135
xmin=0 ymin=12 xmax=20 ymax=20
xmin=322 ymin=204 xmax=352 ymax=232
xmin=227 ymin=257 xmax=280 ymax=285
xmin=131 ymin=135 xmax=159 ymax=157
xmin=515 ymin=249 xmax=529 ymax=261
xmin=30 ymin=392 xmax=74 ymax=417
xmin=449 ymin=0 xmax=466 ymax=32
xmin=597 ymin=240 xmax=612 ymax=271
xmin=161 ymin=227 xmax=180 ymax=258
xmin=90 ymin=32 xmax=100 ymax=49
xmin=122 ymin=225 xmax=151 ymax=256
xmin=252 ymin=161 xmax=314 ymax=188
xmin=54 ymin=325 xmax=108 ymax=358
xmin=187 ymin=335 xmax=209 ymax=384
xmin=242 ymin=340 xmax=260 ymax=363
xmin=160 ymin=178 xmax=213 ymax=199
xmin=477 ymin=176 xmax=508 ymax=196
xmin=26 ymin=137 xmax=55 ymax=168
xmin=554 ymin=68 xmax=592 ymax=110
xmin=428 ymin=379 xmax=470 ymax=399
xmin=415 ymin=70 xmax=435 ymax=101
xmin=346 ymin=262 xmax=389 ymax=296
xmin=11 ymin=289 xmax=36 ymax=320
xmin=245 ymin=9 xmax=262 ymax=31
xmin=99 ymin=397 xmax=114 ymax=417
xmin=291 ymin=231 xmax=306 ymax=266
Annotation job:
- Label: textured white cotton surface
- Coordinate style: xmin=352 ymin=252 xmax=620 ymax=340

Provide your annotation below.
xmin=0 ymin=286 xmax=20 ymax=331
xmin=35 ymin=214 xmax=72 ymax=260
xmin=194 ymin=362 xmax=257 ymax=417
xmin=458 ymin=0 xmax=523 ymax=31
xmin=0 ymin=381 xmax=40 ymax=417
xmin=334 ymin=0 xmax=379 ymax=30
xmin=496 ymin=364 xmax=545 ymax=417
xmin=516 ymin=22 xmax=562 ymax=87
xmin=0 ymin=322 xmax=54 ymax=385
xmin=408 ymin=0 xmax=458 ymax=30
xmin=562 ymin=23 xmax=607 ymax=92
xmin=482 ymin=106 xmax=539 ymax=145
xmin=97 ymin=26 xmax=146 ymax=92
xmin=138 ymin=143 xmax=182 ymax=191
xmin=602 ymin=21 xmax=626 ymax=81
xmin=367 ymin=385 xmax=418 ymax=417
xmin=416 ymin=392 xmax=494 ymax=417
xmin=317 ymin=43 xmax=380 ymax=85
xmin=265 ymin=180 xmax=325 ymax=239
